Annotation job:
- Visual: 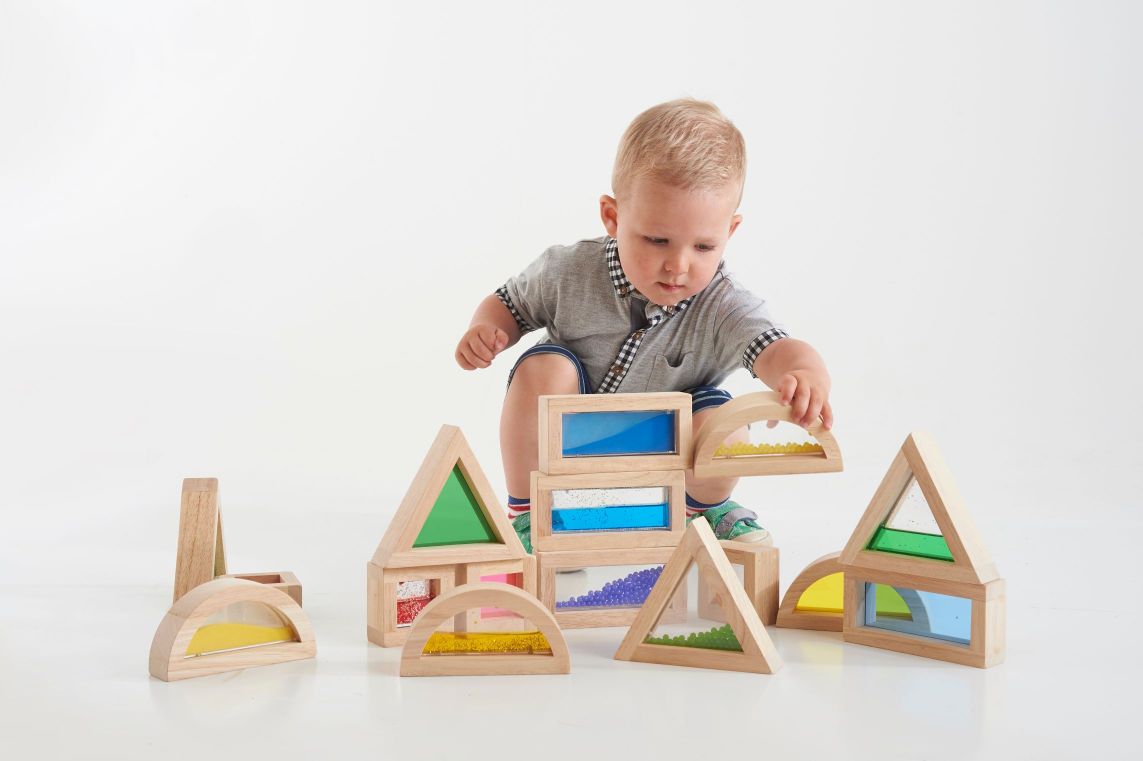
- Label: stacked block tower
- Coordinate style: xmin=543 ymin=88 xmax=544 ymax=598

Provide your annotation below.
xmin=530 ymin=393 xmax=695 ymax=629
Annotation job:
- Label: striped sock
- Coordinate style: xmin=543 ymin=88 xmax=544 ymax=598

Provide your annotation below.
xmin=507 ymin=495 xmax=530 ymax=519
xmin=686 ymin=493 xmax=729 ymax=517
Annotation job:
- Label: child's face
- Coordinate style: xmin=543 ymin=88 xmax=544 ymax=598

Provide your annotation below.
xmin=600 ymin=177 xmax=742 ymax=307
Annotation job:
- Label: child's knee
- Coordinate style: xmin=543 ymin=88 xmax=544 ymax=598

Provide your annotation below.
xmin=510 ymin=352 xmax=582 ymax=395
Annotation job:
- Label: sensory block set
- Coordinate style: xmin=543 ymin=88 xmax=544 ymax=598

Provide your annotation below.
xmin=147 ymin=391 xmax=1006 ymax=681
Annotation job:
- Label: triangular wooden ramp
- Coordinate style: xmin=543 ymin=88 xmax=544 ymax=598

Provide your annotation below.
xmin=614 ymin=520 xmax=782 ymax=674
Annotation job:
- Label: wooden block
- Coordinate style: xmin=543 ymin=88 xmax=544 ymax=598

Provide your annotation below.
xmin=457 ymin=556 xmax=538 ymax=632
xmin=839 ymin=432 xmax=998 ymax=585
xmin=842 ymin=571 xmax=1005 ymax=669
xmin=538 ymin=392 xmax=692 ymax=475
xmin=536 ymin=547 xmax=686 ymax=629
xmin=221 ymin=571 xmax=303 ymax=607
xmin=400 ymin=582 xmax=571 ymax=677
xmin=614 ymin=520 xmax=782 ymax=674
xmin=149 ymin=578 xmax=316 ymax=682
xmin=692 ymin=391 xmax=842 ymax=479
xmin=698 ymin=541 xmax=779 ymax=626
xmin=367 ymin=562 xmax=457 ymax=648
xmin=371 ymin=425 xmax=527 ymax=569
xmin=775 ymin=552 xmax=845 ymax=632
xmin=530 ymin=470 xmax=686 ymax=552
xmin=173 ymin=478 xmax=226 ymax=602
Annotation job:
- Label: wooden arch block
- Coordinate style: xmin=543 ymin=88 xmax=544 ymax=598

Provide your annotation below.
xmin=691 ymin=391 xmax=842 ymax=479
xmin=775 ymin=552 xmax=846 ymax=632
xmin=149 ymin=578 xmax=316 ymax=682
xmin=399 ymin=582 xmax=571 ymax=676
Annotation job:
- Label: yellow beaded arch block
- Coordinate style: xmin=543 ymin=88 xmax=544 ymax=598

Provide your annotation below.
xmin=399 ymin=582 xmax=571 ymax=677
xmin=692 ymin=391 xmax=842 ymax=479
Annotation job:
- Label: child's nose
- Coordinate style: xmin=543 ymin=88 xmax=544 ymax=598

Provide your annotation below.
xmin=664 ymin=250 xmax=688 ymax=273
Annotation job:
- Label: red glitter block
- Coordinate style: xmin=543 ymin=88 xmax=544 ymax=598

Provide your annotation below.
xmin=396 ymin=594 xmax=433 ymax=626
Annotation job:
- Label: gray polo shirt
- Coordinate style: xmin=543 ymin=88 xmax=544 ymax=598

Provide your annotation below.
xmin=496 ymin=237 xmax=788 ymax=393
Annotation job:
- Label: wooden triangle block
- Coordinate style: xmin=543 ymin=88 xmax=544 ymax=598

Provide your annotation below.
xmin=614 ymin=519 xmax=782 ymax=674
xmin=174 ymin=478 xmax=227 ymax=602
xmin=371 ymin=425 xmax=527 ymax=569
xmin=840 ymin=431 xmax=998 ymax=584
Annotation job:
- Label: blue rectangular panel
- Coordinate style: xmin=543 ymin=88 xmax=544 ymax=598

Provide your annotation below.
xmin=551 ymin=504 xmax=671 ymax=533
xmin=863 ymin=583 xmax=972 ymax=646
xmin=561 ymin=410 xmax=676 ymax=457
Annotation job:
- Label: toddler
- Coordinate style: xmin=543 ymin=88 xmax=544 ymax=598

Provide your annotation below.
xmin=455 ymin=98 xmax=833 ymax=551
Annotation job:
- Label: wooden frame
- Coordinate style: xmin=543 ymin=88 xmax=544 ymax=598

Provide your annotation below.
xmin=537 ymin=547 xmax=686 ymax=629
xmin=614 ymin=520 xmax=782 ymax=674
xmin=149 ymin=578 xmax=316 ymax=682
xmin=399 ymin=583 xmax=571 ymax=677
xmin=697 ymin=541 xmax=780 ymax=626
xmin=843 ymin=570 xmax=1006 ymax=669
xmin=692 ymin=391 xmax=843 ymax=479
xmin=538 ymin=392 xmax=692 ymax=475
xmin=457 ymin=556 xmax=538 ymax=632
xmin=530 ymin=470 xmax=686 ymax=551
xmin=775 ymin=552 xmax=846 ymax=632
xmin=220 ymin=571 xmax=302 ymax=607
xmin=371 ymin=425 xmax=526 ymax=570
xmin=839 ymin=432 xmax=998 ymax=585
xmin=367 ymin=562 xmax=457 ymax=647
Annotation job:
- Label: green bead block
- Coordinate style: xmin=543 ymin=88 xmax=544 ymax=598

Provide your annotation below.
xmin=643 ymin=624 xmax=743 ymax=652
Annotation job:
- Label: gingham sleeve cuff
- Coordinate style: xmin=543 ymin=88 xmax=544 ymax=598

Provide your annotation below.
xmin=495 ymin=285 xmax=536 ymax=334
xmin=743 ymin=328 xmax=789 ymax=376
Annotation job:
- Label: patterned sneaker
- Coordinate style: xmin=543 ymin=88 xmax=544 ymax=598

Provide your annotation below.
xmin=691 ymin=501 xmax=772 ymax=545
xmin=511 ymin=512 xmax=533 ymax=554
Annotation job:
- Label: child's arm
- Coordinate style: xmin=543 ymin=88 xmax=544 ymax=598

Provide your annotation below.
xmin=752 ymin=338 xmax=833 ymax=430
xmin=455 ymin=294 xmax=523 ymax=370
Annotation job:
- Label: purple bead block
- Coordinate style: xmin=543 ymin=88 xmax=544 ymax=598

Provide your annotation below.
xmin=555 ymin=566 xmax=664 ymax=609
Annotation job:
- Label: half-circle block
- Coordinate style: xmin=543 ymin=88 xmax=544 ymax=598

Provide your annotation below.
xmin=776 ymin=552 xmax=846 ymax=632
xmin=149 ymin=578 xmax=316 ymax=682
xmin=692 ymin=392 xmax=842 ymax=479
xmin=399 ymin=582 xmax=571 ymax=676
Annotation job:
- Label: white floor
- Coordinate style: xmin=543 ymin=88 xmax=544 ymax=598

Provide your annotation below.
xmin=4 ymin=506 xmax=1140 ymax=761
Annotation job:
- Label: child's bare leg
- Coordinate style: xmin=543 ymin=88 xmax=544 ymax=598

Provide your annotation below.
xmin=500 ymin=352 xmax=582 ymax=501
xmin=684 ymin=406 xmax=748 ymax=506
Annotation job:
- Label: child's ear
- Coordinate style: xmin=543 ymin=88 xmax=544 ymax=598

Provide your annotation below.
xmin=728 ymin=214 xmax=743 ymax=238
xmin=599 ymin=195 xmax=619 ymax=237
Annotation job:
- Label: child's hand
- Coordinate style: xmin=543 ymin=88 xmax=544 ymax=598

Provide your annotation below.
xmin=771 ymin=370 xmax=833 ymax=430
xmin=455 ymin=324 xmax=509 ymax=370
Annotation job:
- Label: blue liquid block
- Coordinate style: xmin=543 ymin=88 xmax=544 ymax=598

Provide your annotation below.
xmin=556 ymin=566 xmax=664 ymax=609
xmin=864 ymin=583 xmax=972 ymax=646
xmin=551 ymin=504 xmax=670 ymax=533
xmin=561 ymin=411 xmax=676 ymax=457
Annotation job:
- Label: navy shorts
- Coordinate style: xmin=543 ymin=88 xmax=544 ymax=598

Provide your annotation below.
xmin=507 ymin=343 xmax=733 ymax=413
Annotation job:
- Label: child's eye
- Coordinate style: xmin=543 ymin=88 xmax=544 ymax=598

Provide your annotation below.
xmin=696 ymin=245 xmax=716 ymax=252
xmin=643 ymin=236 xmax=668 ymax=246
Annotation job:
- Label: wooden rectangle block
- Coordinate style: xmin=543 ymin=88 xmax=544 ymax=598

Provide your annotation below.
xmin=367 ymin=562 xmax=457 ymax=648
xmin=538 ymin=393 xmax=692 ymax=475
xmin=842 ymin=572 xmax=1005 ymax=668
xmin=537 ymin=547 xmax=685 ymax=629
xmin=531 ymin=470 xmax=686 ymax=552
xmin=698 ymin=542 xmax=779 ymax=626
xmin=221 ymin=571 xmax=303 ymax=607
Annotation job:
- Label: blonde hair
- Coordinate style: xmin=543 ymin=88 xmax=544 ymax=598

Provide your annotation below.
xmin=612 ymin=98 xmax=746 ymax=203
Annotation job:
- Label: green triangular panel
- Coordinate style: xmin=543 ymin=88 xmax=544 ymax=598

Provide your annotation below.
xmin=413 ymin=465 xmax=500 ymax=548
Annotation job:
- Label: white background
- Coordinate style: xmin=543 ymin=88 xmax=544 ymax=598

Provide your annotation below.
xmin=2 ymin=1 xmax=1141 ymax=759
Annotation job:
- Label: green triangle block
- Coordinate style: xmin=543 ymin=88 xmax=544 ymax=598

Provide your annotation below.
xmin=413 ymin=466 xmax=500 ymax=548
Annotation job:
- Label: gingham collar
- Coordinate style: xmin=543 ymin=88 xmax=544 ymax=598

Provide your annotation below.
xmin=603 ymin=237 xmax=695 ymax=316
